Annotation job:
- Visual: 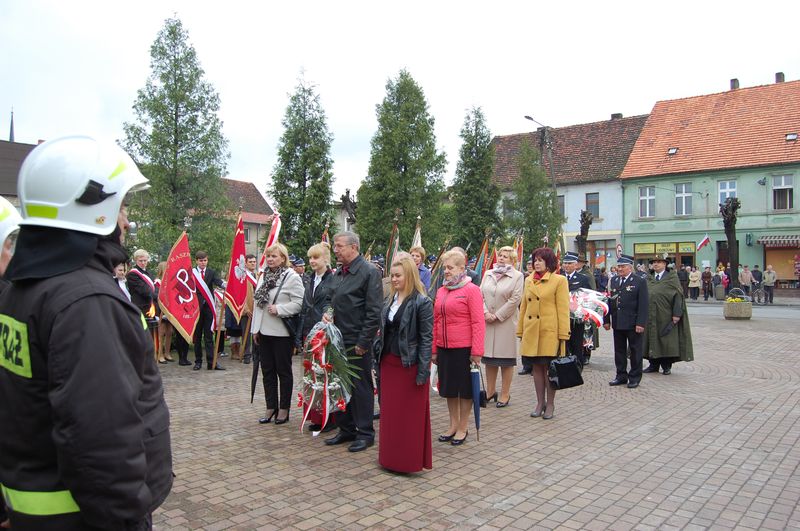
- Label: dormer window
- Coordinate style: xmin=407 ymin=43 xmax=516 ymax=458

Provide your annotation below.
xmin=786 ymin=133 xmax=798 ymax=141
xmin=667 ymin=147 xmax=678 ymax=155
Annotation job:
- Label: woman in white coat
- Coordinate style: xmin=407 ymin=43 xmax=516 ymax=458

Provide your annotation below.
xmin=480 ymin=246 xmax=524 ymax=407
xmin=251 ymin=243 xmax=305 ymax=425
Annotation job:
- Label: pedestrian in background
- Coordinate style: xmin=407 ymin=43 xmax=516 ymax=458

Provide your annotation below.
xmin=410 ymin=245 xmax=431 ymax=291
xmin=688 ymin=266 xmax=701 ymax=300
xmin=738 ymin=265 xmax=753 ymax=295
xmin=762 ymin=265 xmax=777 ymax=304
xmin=701 ymin=266 xmax=713 ymax=301
xmin=518 ymin=247 xmax=570 ymax=420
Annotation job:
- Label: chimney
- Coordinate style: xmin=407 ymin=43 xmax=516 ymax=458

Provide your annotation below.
xmin=37 ymin=139 xmax=46 ymax=144
xmin=776 ymin=72 xmax=785 ymax=83
xmin=611 ymin=113 xmax=623 ymax=120
xmin=730 ymin=78 xmax=739 ymax=90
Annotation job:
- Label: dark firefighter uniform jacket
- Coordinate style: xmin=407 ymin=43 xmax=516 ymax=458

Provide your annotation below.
xmin=0 ymin=233 xmax=173 ymax=531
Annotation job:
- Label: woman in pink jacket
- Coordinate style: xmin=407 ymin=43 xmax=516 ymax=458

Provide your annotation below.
xmin=433 ymin=250 xmax=485 ymax=446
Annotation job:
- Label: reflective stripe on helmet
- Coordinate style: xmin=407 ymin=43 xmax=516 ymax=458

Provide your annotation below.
xmin=1 ymin=484 xmax=80 ymax=515
xmin=25 ymin=204 xmax=59 ymax=219
xmin=108 ymin=160 xmax=127 ymax=180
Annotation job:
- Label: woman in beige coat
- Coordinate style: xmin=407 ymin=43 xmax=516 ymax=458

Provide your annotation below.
xmin=481 ymin=246 xmax=524 ymax=407
xmin=517 ymin=247 xmax=570 ymax=420
xmin=688 ymin=266 xmax=702 ymax=300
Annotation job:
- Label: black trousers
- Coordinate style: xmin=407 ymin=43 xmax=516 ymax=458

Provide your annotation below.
xmin=764 ymin=285 xmax=774 ymax=303
xmin=335 ymin=347 xmax=375 ymax=442
xmin=194 ymin=305 xmax=215 ymax=364
xmin=174 ymin=332 xmax=190 ymax=360
xmin=613 ymin=328 xmax=643 ymax=383
xmin=258 ymin=335 xmax=294 ymax=410
xmin=647 ymin=358 xmax=676 ymax=371
xmin=567 ymin=322 xmax=586 ymax=365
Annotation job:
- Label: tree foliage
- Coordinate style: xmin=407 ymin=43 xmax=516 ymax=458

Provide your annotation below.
xmin=451 ymin=107 xmax=500 ymax=248
xmin=357 ymin=70 xmax=447 ymax=256
xmin=122 ymin=16 xmax=232 ymax=266
xmin=505 ymin=140 xmax=564 ymax=259
xmin=269 ymin=78 xmax=336 ymax=257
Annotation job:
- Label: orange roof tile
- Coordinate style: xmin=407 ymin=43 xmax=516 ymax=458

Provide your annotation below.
xmin=492 ymin=115 xmax=648 ymax=190
xmin=222 ymin=178 xmax=273 ymax=216
xmin=620 ymin=79 xmax=800 ymax=179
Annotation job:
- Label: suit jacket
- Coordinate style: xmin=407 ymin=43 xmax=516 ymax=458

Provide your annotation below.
xmin=328 ymin=255 xmax=383 ymax=350
xmin=605 ymin=273 xmax=648 ymax=330
xmin=564 ymin=271 xmax=591 ymax=292
xmin=126 ymin=266 xmax=155 ymax=314
xmin=196 ymin=267 xmax=224 ymax=311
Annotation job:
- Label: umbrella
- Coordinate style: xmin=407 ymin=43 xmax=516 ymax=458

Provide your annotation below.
xmin=249 ymin=350 xmax=261 ymax=403
xmin=470 ymin=363 xmax=482 ymax=441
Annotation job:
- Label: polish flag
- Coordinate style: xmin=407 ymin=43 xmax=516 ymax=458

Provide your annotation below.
xmin=697 ymin=233 xmax=711 ymax=251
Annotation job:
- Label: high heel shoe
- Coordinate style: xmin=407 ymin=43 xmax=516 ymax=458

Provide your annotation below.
xmin=496 ymin=396 xmax=511 ymax=408
xmin=451 ymin=431 xmax=468 ymax=446
xmin=542 ymin=404 xmax=555 ymax=420
xmin=487 ymin=392 xmax=498 ymax=403
xmin=274 ymin=410 xmax=290 ymax=425
xmin=530 ymin=402 xmax=546 ymax=418
xmin=259 ymin=411 xmax=277 ymax=424
xmin=438 ymin=432 xmax=456 ymax=442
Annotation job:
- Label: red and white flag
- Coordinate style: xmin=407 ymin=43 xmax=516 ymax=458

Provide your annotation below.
xmin=224 ymin=214 xmax=249 ymax=325
xmin=258 ymin=213 xmax=282 ymax=270
xmin=158 ymin=232 xmax=200 ymax=343
xmin=697 ymin=233 xmax=711 ymax=251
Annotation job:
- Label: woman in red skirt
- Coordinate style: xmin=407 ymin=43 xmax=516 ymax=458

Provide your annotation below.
xmin=376 ymin=256 xmax=433 ymax=473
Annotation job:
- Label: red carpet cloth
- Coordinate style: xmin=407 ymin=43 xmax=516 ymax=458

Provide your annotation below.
xmin=378 ymin=354 xmax=432 ymax=473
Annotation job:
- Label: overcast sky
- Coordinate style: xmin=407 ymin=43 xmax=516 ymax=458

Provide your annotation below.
xmin=2 ymin=1 xmax=798 ymax=203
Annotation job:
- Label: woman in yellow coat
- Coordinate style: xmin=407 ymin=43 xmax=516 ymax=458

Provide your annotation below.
xmin=517 ymin=247 xmax=570 ymax=420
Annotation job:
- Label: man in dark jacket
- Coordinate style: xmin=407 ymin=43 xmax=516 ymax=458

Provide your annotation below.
xmin=0 ymin=136 xmax=172 ymax=530
xmin=603 ymin=253 xmax=649 ymax=388
xmin=193 ymin=250 xmax=226 ymax=370
xmin=324 ymin=231 xmax=383 ymax=452
xmin=562 ymin=252 xmax=592 ymax=366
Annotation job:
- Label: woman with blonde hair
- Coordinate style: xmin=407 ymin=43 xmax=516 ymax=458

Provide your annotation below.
xmin=433 ymin=249 xmax=485 ymax=445
xmin=375 ymin=256 xmax=433 ymax=472
xmin=251 ymin=243 xmax=304 ymax=425
xmin=298 ymin=242 xmax=337 ymax=432
xmin=155 ymin=261 xmax=174 ymax=363
xmin=518 ymin=247 xmax=570 ymax=420
xmin=481 ymin=245 xmax=524 ymax=407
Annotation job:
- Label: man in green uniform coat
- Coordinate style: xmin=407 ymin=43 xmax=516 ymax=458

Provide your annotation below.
xmin=643 ymin=254 xmax=694 ymax=375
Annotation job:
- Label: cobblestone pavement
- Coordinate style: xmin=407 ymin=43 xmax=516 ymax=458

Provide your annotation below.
xmin=154 ymin=307 xmax=800 ymax=530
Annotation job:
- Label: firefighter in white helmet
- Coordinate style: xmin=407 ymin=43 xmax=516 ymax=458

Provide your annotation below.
xmin=0 ymin=196 xmax=22 ymax=281
xmin=0 ymin=136 xmax=172 ymax=530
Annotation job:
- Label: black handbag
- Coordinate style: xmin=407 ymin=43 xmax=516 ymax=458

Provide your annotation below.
xmin=548 ymin=342 xmax=584 ymax=390
xmin=272 ymin=272 xmax=301 ymax=340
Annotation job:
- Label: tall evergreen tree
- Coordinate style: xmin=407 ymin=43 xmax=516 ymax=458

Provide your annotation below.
xmin=505 ymin=140 xmax=564 ymax=258
xmin=357 ymin=70 xmax=447 ymax=255
xmin=452 ymin=107 xmax=500 ymax=249
xmin=122 ymin=16 xmax=231 ymax=264
xmin=270 ymin=78 xmax=335 ymax=257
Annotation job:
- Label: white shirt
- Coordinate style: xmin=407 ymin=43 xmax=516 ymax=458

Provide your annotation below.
xmin=116 ymin=278 xmax=131 ymax=301
xmin=388 ymin=294 xmax=402 ymax=321
xmin=313 ymin=273 xmax=324 ymax=293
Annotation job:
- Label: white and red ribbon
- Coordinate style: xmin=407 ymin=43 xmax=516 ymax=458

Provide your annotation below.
xmin=193 ymin=268 xmax=217 ymax=331
xmin=129 ymin=267 xmax=155 ymax=293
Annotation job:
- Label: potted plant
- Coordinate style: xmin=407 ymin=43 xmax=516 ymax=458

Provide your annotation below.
xmin=723 ymin=290 xmax=752 ymax=320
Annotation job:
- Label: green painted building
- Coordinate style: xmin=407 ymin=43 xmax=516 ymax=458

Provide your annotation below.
xmin=620 ymin=76 xmax=800 ymax=286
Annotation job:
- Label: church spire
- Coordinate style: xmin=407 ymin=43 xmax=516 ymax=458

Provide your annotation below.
xmin=9 ymin=108 xmax=14 ymax=142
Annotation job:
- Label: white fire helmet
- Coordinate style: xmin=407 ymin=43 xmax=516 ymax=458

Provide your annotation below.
xmin=0 ymin=196 xmax=22 ymax=243
xmin=17 ymin=136 xmax=149 ymax=235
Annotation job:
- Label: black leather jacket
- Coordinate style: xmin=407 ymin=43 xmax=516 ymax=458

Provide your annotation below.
xmin=328 ymin=255 xmax=383 ymax=350
xmin=374 ymin=291 xmax=434 ymax=385
xmin=298 ymin=269 xmax=335 ymax=344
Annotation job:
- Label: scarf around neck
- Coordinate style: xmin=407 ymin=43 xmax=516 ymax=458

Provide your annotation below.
xmin=254 ymin=266 xmax=287 ymax=307
xmin=444 ymin=271 xmax=471 ymax=290
xmin=492 ymin=264 xmax=513 ymax=278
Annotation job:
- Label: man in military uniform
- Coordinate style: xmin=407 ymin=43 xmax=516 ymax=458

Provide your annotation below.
xmin=643 ymin=254 xmax=693 ymax=375
xmin=604 ymin=253 xmax=649 ymax=388
xmin=0 ymin=136 xmax=172 ymax=530
xmin=562 ymin=252 xmax=592 ymax=366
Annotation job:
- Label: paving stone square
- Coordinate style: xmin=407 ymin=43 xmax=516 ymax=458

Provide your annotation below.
xmin=153 ymin=303 xmax=800 ymax=530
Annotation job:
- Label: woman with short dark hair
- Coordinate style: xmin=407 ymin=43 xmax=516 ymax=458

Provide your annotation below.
xmin=517 ymin=247 xmax=570 ymax=420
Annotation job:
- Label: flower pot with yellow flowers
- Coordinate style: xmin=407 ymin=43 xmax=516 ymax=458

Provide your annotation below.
xmin=723 ymin=289 xmax=752 ymax=320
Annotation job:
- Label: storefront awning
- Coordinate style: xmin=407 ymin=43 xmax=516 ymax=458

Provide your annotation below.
xmin=757 ymin=235 xmax=800 ymax=248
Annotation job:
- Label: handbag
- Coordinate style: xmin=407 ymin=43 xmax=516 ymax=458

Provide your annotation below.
xmin=271 ymin=272 xmax=301 ymax=340
xmin=548 ymin=341 xmax=584 ymax=390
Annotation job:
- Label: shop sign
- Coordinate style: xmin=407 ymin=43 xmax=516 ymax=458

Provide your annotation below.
xmin=655 ymin=243 xmax=677 ymax=254
xmin=678 ymin=242 xmax=695 ymax=253
xmin=634 ymin=243 xmax=654 ymax=254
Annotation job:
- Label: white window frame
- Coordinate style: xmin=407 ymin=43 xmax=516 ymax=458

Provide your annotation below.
xmin=586 ymin=192 xmax=600 ymax=219
xmin=244 ymin=227 xmax=251 ymax=244
xmin=675 ymin=183 xmax=692 ymax=216
xmin=772 ymin=174 xmax=794 ymax=210
xmin=718 ymin=180 xmax=736 ymax=204
xmin=639 ymin=186 xmax=655 ymax=218
xmin=557 ymin=195 xmax=565 ymax=218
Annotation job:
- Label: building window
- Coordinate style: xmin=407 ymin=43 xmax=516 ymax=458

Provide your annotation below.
xmin=557 ymin=195 xmax=565 ymax=217
xmin=244 ymin=227 xmax=251 ymax=244
xmin=675 ymin=183 xmax=692 ymax=216
xmin=639 ymin=186 xmax=655 ymax=218
xmin=773 ymin=175 xmax=794 ymax=210
xmin=585 ymin=192 xmax=599 ymax=218
xmin=719 ymin=180 xmax=736 ymax=203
